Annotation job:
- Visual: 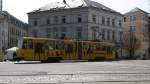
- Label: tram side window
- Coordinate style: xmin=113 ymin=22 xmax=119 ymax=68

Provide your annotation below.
xmin=94 ymin=43 xmax=106 ymax=51
xmin=96 ymin=44 xmax=101 ymax=50
xmin=56 ymin=40 xmax=65 ymax=50
xmin=28 ymin=40 xmax=33 ymax=49
xmin=22 ymin=41 xmax=27 ymax=49
xmin=65 ymin=44 xmax=73 ymax=53
xmin=55 ymin=40 xmax=64 ymax=50
xmin=107 ymin=47 xmax=112 ymax=53
xmin=83 ymin=43 xmax=85 ymax=50
xmin=93 ymin=44 xmax=96 ymax=50
xmin=83 ymin=43 xmax=88 ymax=51
xmin=44 ymin=41 xmax=50 ymax=50
xmin=22 ymin=40 xmax=33 ymax=49
xmin=34 ymin=43 xmax=45 ymax=53
xmin=48 ymin=40 xmax=55 ymax=50
xmin=87 ymin=45 xmax=93 ymax=53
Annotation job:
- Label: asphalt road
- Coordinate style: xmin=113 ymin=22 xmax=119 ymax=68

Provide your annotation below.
xmin=0 ymin=60 xmax=150 ymax=84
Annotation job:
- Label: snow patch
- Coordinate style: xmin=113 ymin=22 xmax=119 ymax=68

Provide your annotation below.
xmin=31 ymin=0 xmax=117 ymax=13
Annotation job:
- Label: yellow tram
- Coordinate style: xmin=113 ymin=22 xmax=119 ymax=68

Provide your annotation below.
xmin=16 ymin=37 xmax=116 ymax=62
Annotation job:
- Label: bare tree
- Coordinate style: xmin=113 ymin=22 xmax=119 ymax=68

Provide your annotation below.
xmin=123 ymin=32 xmax=141 ymax=59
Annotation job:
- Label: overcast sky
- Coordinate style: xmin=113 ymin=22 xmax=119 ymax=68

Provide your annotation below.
xmin=3 ymin=0 xmax=150 ymax=23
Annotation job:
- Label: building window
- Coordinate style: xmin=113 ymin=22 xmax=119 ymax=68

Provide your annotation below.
xmin=91 ymin=27 xmax=98 ymax=40
xmin=129 ymin=26 xmax=136 ymax=32
xmin=124 ymin=17 xmax=126 ymax=22
xmin=46 ymin=19 xmax=50 ymax=24
xmin=107 ymin=30 xmax=110 ymax=40
xmin=61 ymin=27 xmax=66 ymax=32
xmin=120 ymin=31 xmax=122 ymax=41
xmin=142 ymin=14 xmax=148 ymax=21
xmin=61 ymin=27 xmax=67 ymax=39
xmin=76 ymin=27 xmax=82 ymax=40
xmin=46 ymin=28 xmax=52 ymax=38
xmin=130 ymin=16 xmax=136 ymax=21
xmin=112 ymin=31 xmax=115 ymax=41
xmin=33 ymin=29 xmax=38 ymax=37
xmin=34 ymin=20 xmax=38 ymax=26
xmin=61 ymin=33 xmax=66 ymax=39
xmin=61 ymin=16 xmax=66 ymax=23
xmin=77 ymin=15 xmax=82 ymax=23
xmin=102 ymin=16 xmax=105 ymax=25
xmin=102 ymin=29 xmax=105 ymax=40
xmin=54 ymin=16 xmax=58 ymax=23
xmin=53 ymin=27 xmax=58 ymax=38
xmin=107 ymin=17 xmax=110 ymax=26
xmin=112 ymin=19 xmax=115 ymax=26
xmin=133 ymin=16 xmax=136 ymax=21
xmin=119 ymin=20 xmax=122 ymax=27
xmin=130 ymin=16 xmax=132 ymax=21
xmin=92 ymin=15 xmax=96 ymax=23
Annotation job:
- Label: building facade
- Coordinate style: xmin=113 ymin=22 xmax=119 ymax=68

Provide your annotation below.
xmin=123 ymin=8 xmax=150 ymax=59
xmin=28 ymin=0 xmax=123 ymax=58
xmin=0 ymin=11 xmax=28 ymax=52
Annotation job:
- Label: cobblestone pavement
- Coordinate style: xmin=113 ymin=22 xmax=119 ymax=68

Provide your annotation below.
xmin=0 ymin=60 xmax=150 ymax=84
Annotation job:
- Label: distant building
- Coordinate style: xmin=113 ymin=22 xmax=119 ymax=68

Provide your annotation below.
xmin=0 ymin=11 xmax=28 ymax=52
xmin=123 ymin=8 xmax=150 ymax=59
xmin=28 ymin=0 xmax=123 ymax=58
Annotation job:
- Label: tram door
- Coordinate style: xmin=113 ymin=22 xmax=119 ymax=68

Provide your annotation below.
xmin=77 ymin=42 xmax=82 ymax=60
xmin=34 ymin=43 xmax=45 ymax=61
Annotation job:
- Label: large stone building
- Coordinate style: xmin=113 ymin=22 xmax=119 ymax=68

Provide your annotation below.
xmin=28 ymin=0 xmax=123 ymax=57
xmin=123 ymin=8 xmax=150 ymax=59
xmin=0 ymin=11 xmax=28 ymax=52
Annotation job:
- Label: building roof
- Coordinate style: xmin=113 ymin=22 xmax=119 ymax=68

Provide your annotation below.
xmin=129 ymin=8 xmax=142 ymax=13
xmin=0 ymin=11 xmax=28 ymax=28
xmin=29 ymin=0 xmax=121 ymax=14
xmin=126 ymin=7 xmax=149 ymax=14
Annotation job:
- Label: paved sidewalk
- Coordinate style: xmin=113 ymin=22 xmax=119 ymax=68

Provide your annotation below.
xmin=0 ymin=60 xmax=150 ymax=83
